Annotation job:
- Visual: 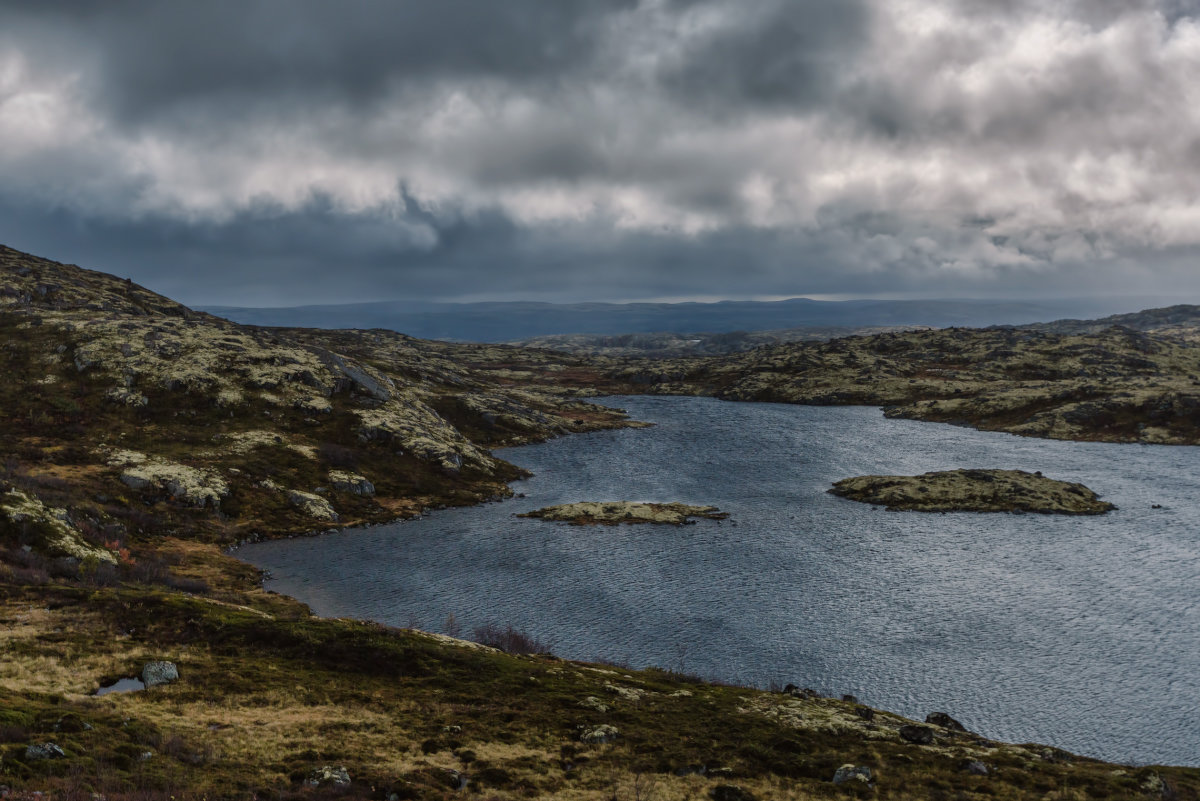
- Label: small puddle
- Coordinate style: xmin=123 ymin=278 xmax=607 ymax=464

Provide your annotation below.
xmin=96 ymin=677 xmax=145 ymax=695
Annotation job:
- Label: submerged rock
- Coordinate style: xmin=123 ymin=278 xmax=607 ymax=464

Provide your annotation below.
xmin=519 ymin=501 xmax=728 ymax=526
xmin=829 ymin=469 xmax=1115 ymax=514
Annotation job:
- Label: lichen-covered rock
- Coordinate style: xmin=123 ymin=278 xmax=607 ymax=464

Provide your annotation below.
xmin=579 ymin=696 xmax=611 ymax=712
xmin=25 ymin=743 xmax=66 ymax=761
xmin=899 ymin=725 xmax=935 ymax=744
xmin=110 ymin=450 xmax=228 ymax=508
xmin=288 ymin=490 xmax=339 ymax=522
xmin=356 ymin=394 xmax=495 ymax=474
xmin=307 ymin=765 xmax=351 ymax=786
xmin=832 ymin=765 xmax=873 ymax=785
xmin=0 ymin=489 xmax=116 ymax=563
xmin=141 ymin=660 xmax=179 ymax=688
xmin=829 ymin=469 xmax=1115 ymax=515
xmin=328 ymin=470 xmax=375 ymax=496
xmin=519 ymin=501 xmax=727 ymax=526
xmin=579 ymin=724 xmax=619 ymax=744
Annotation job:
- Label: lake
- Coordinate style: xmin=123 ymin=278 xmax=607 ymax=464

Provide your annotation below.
xmin=239 ymin=395 xmax=1200 ymax=766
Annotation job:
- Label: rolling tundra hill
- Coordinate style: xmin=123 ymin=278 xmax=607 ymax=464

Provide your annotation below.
xmin=3 ymin=244 xmax=1199 ymax=799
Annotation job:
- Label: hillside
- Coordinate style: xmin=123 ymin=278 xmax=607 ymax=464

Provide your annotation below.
xmin=3 ymin=245 xmax=1200 ymax=799
xmin=585 ymin=326 xmax=1200 ymax=445
xmin=1017 ymin=304 xmax=1200 ymax=340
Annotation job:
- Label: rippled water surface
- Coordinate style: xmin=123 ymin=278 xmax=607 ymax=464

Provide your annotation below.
xmin=240 ymin=396 xmax=1200 ymax=766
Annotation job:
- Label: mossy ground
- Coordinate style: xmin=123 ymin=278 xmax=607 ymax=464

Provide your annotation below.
xmin=3 ymin=553 xmax=1198 ymax=800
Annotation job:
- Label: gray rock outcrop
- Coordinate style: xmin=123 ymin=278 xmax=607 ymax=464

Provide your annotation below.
xmin=141 ymin=660 xmax=179 ymax=688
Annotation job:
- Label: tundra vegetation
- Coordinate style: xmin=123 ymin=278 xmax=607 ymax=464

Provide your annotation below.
xmin=519 ymin=502 xmax=729 ymax=526
xmin=828 ymin=469 xmax=1117 ymax=515
xmin=2 ymin=245 xmax=1199 ymax=799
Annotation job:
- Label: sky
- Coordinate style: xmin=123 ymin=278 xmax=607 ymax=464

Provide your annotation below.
xmin=2 ymin=0 xmax=1200 ymax=307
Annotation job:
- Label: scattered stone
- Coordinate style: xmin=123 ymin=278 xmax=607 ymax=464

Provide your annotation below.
xmin=829 ymin=469 xmax=1116 ymax=514
xmin=25 ymin=743 xmax=66 ymax=761
xmin=842 ymin=694 xmax=858 ymax=704
xmin=328 ymin=470 xmax=375 ymax=496
xmin=579 ymin=724 xmax=620 ymax=744
xmin=141 ymin=660 xmax=179 ymax=688
xmin=783 ymin=684 xmax=819 ymax=699
xmin=519 ymin=501 xmax=728 ymax=526
xmin=306 ymin=765 xmax=351 ymax=787
xmin=579 ymin=696 xmax=611 ymax=713
xmin=832 ymin=764 xmax=873 ymax=785
xmin=899 ymin=725 xmax=935 ymax=744
xmin=53 ymin=714 xmax=91 ymax=733
xmin=603 ymin=682 xmax=647 ymax=701
xmin=710 ymin=785 xmax=756 ymax=801
xmin=926 ymin=711 xmax=967 ymax=731
xmin=287 ymin=490 xmax=339 ymax=522
xmin=854 ymin=705 xmax=876 ymax=721
xmin=963 ymin=761 xmax=989 ymax=776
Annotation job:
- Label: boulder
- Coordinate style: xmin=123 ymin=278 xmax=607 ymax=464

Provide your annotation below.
xmin=25 ymin=743 xmax=66 ymax=761
xmin=328 ymin=470 xmax=375 ymax=496
xmin=832 ymin=764 xmax=873 ymax=785
xmin=899 ymin=725 xmax=934 ymax=744
xmin=287 ymin=490 xmax=339 ymax=522
xmin=307 ymin=765 xmax=351 ymax=787
xmin=141 ymin=660 xmax=179 ymax=688
xmin=579 ymin=724 xmax=619 ymax=744
xmin=710 ymin=785 xmax=756 ymax=801
xmin=926 ymin=711 xmax=967 ymax=732
xmin=963 ymin=760 xmax=989 ymax=776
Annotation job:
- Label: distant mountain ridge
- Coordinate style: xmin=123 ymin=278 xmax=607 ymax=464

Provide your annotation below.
xmin=200 ymin=296 xmax=1176 ymax=342
xmin=1015 ymin=304 xmax=1200 ymax=338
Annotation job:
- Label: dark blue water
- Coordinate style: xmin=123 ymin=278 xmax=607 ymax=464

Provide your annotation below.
xmin=240 ymin=396 xmax=1200 ymax=766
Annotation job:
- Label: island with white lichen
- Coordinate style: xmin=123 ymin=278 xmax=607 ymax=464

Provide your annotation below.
xmin=518 ymin=501 xmax=728 ymax=525
xmin=828 ymin=469 xmax=1116 ymax=515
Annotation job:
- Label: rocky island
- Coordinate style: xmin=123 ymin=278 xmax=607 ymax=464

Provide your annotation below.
xmin=829 ymin=468 xmax=1117 ymax=514
xmin=519 ymin=501 xmax=728 ymax=525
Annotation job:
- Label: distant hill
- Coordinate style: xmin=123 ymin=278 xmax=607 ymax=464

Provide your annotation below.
xmin=1016 ymin=304 xmax=1200 ymax=339
xmin=200 ymin=296 xmax=1173 ymax=342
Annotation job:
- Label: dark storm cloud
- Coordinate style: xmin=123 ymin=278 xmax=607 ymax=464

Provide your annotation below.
xmin=1 ymin=1 xmax=637 ymax=122
xmin=655 ymin=0 xmax=868 ymax=110
xmin=2 ymin=1 xmax=1200 ymax=304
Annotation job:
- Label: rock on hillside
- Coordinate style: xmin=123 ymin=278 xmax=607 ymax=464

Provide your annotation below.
xmin=828 ymin=469 xmax=1116 ymax=514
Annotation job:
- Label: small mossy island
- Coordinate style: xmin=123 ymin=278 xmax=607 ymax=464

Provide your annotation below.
xmin=829 ymin=469 xmax=1117 ymax=514
xmin=519 ymin=501 xmax=728 ymax=525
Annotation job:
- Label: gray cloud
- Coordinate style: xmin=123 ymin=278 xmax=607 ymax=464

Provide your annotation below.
xmin=1 ymin=0 xmax=1200 ymax=305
